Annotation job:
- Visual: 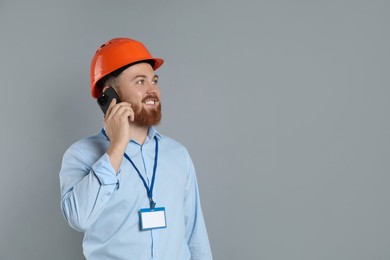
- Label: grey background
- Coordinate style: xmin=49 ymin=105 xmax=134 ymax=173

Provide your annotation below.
xmin=0 ymin=0 xmax=389 ymax=259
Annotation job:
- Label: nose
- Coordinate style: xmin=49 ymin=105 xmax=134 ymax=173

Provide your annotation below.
xmin=146 ymin=80 xmax=159 ymax=94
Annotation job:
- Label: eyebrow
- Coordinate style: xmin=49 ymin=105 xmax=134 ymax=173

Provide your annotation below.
xmin=131 ymin=74 xmax=158 ymax=81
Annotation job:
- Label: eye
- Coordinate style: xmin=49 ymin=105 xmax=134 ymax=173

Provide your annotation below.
xmin=136 ymin=79 xmax=145 ymax=85
xmin=152 ymin=77 xmax=159 ymax=84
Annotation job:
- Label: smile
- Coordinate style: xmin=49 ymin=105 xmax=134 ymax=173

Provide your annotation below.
xmin=143 ymin=98 xmax=159 ymax=106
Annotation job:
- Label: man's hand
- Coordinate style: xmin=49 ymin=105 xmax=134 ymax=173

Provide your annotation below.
xmin=104 ymin=99 xmax=134 ymax=173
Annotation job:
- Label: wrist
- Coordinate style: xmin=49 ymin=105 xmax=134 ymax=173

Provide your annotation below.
xmin=106 ymin=142 xmax=127 ymax=173
xmin=107 ymin=141 xmax=127 ymax=156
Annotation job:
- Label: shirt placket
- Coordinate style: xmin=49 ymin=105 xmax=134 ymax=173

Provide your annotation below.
xmin=140 ymin=140 xmax=160 ymax=259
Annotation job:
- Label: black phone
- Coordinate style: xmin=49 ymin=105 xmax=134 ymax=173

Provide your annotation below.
xmin=97 ymin=87 xmax=121 ymax=115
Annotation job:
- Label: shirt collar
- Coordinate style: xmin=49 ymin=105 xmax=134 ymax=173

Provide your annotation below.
xmin=146 ymin=127 xmax=163 ymax=142
xmin=100 ymin=126 xmax=162 ymax=144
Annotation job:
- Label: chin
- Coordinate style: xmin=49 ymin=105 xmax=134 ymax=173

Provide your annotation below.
xmin=134 ymin=103 xmax=162 ymax=127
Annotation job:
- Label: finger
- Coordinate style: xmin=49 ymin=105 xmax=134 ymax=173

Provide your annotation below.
xmin=116 ymin=106 xmax=135 ymax=122
xmin=122 ymin=107 xmax=135 ymax=122
xmin=105 ymin=98 xmax=117 ymax=118
xmin=111 ymin=102 xmax=132 ymax=116
xmin=106 ymin=99 xmax=130 ymax=119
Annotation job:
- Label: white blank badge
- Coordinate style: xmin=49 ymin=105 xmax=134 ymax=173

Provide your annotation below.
xmin=139 ymin=207 xmax=167 ymax=231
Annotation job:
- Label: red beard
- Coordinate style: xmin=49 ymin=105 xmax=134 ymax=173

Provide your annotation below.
xmin=132 ymin=102 xmax=162 ymax=127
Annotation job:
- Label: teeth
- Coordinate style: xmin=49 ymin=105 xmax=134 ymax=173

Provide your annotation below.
xmin=145 ymin=100 xmax=155 ymax=105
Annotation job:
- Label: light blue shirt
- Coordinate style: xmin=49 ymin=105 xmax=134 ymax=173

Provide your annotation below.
xmin=59 ymin=127 xmax=212 ymax=260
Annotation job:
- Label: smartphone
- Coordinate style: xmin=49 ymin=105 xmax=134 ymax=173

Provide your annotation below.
xmin=97 ymin=87 xmax=121 ymax=115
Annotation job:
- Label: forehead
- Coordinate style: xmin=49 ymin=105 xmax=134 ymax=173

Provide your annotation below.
xmin=120 ymin=62 xmax=155 ymax=78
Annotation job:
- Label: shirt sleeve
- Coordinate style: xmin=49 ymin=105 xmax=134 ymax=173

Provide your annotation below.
xmin=59 ymin=146 xmax=121 ymax=232
xmin=184 ymin=154 xmax=213 ymax=260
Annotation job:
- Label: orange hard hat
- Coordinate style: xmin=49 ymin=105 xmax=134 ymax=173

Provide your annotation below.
xmin=90 ymin=37 xmax=164 ymax=98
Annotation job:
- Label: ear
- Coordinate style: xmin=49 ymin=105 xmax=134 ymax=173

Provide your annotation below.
xmin=102 ymin=85 xmax=111 ymax=93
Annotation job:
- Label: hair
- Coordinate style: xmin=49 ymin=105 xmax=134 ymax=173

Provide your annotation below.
xmin=96 ymin=59 xmax=155 ymax=94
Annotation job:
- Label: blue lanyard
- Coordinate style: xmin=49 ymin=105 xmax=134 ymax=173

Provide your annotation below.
xmin=101 ymin=129 xmax=159 ymax=210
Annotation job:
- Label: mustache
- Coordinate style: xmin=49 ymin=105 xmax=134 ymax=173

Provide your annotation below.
xmin=142 ymin=94 xmax=160 ymax=103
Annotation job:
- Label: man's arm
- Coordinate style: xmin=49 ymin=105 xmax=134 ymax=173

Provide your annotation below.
xmin=60 ymin=147 xmax=120 ymax=232
xmin=60 ymin=99 xmax=135 ymax=232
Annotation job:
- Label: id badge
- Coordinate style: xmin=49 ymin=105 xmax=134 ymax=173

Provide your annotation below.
xmin=139 ymin=207 xmax=167 ymax=231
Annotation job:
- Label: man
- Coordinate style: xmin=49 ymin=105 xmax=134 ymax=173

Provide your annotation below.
xmin=59 ymin=38 xmax=213 ymax=260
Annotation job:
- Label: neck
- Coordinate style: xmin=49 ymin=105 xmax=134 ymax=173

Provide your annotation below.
xmin=129 ymin=125 xmax=149 ymax=145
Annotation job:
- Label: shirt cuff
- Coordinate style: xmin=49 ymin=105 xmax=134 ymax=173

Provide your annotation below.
xmin=92 ymin=153 xmax=121 ymax=185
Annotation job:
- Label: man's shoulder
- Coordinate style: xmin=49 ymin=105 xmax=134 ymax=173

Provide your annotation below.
xmin=65 ymin=131 xmax=107 ymax=156
xmin=158 ymin=134 xmax=191 ymax=156
xmin=159 ymin=133 xmax=184 ymax=147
